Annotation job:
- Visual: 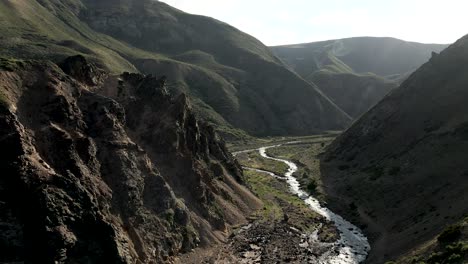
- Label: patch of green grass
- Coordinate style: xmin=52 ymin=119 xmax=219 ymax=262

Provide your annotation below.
xmin=236 ymin=151 xmax=289 ymax=176
xmin=0 ymin=83 xmax=10 ymax=107
xmin=261 ymin=138 xmax=335 ymax=200
xmin=245 ymin=170 xmax=339 ymax=240
xmin=0 ymin=57 xmax=24 ymax=72
xmin=244 ymin=170 xmax=321 ymax=232
xmin=246 ymin=173 xmax=283 ymax=221
xmin=0 ymin=0 xmax=164 ymax=73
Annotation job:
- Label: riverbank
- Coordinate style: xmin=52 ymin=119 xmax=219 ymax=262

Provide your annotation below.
xmin=178 ymin=137 xmax=370 ymax=263
xmin=176 ymin=168 xmax=339 ymax=263
xmin=255 ymin=144 xmax=370 ymax=263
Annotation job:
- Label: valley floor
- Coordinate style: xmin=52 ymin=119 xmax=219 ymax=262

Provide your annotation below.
xmin=177 ymin=169 xmax=338 ymax=263
xmin=177 ymin=134 xmax=372 ymax=263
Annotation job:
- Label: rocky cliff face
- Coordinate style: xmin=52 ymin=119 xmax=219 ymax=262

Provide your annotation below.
xmin=0 ymin=56 xmax=260 ymax=263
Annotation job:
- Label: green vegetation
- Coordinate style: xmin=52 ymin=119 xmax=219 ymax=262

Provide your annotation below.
xmin=438 ymin=225 xmax=463 ymax=243
xmin=164 ymin=208 xmax=175 ymax=226
xmin=244 ymin=170 xmax=291 ymax=221
xmin=0 ymin=0 xmax=352 ymax=138
xmin=232 ymin=134 xmax=337 ymax=207
xmin=263 ymin=136 xmax=336 ymax=199
xmin=0 ymin=91 xmax=7 ymax=107
xmin=232 ymin=135 xmax=340 ymax=240
xmin=243 ymin=170 xmax=336 ymax=238
xmin=0 ymin=60 xmax=11 ymax=105
xmin=426 ymin=242 xmax=467 ymax=264
xmin=0 ymin=57 xmax=24 ymax=72
xmin=235 ymin=151 xmax=289 ymax=176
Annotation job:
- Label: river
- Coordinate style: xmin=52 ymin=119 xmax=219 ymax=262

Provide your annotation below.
xmin=234 ymin=143 xmax=370 ymax=264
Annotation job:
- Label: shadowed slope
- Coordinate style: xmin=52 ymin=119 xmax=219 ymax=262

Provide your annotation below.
xmin=320 ymin=35 xmax=468 ymax=263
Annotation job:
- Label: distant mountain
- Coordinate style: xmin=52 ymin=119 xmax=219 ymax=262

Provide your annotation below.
xmin=271 ymin=37 xmax=448 ymax=77
xmin=271 ymin=37 xmax=448 ymax=118
xmin=320 ymin=35 xmax=468 ymax=263
xmin=0 ymin=0 xmax=351 ymax=138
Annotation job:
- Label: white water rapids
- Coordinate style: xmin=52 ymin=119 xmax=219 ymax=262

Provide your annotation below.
xmin=234 ymin=143 xmax=370 ymax=264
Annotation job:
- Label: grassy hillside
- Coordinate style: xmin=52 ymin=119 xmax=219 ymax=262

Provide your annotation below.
xmin=0 ymin=0 xmax=352 ymax=138
xmin=271 ymin=37 xmax=448 ymax=118
xmin=320 ymin=34 xmax=468 ymax=263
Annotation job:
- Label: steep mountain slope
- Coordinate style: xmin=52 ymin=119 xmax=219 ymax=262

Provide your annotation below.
xmin=0 ymin=56 xmax=261 ymax=263
xmin=0 ymin=0 xmax=351 ymax=137
xmin=310 ymin=71 xmax=396 ymax=118
xmin=320 ymin=35 xmax=468 ymax=263
xmin=271 ymin=37 xmax=447 ymax=118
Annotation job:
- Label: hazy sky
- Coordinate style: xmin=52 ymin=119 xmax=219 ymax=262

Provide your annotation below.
xmin=160 ymin=0 xmax=467 ymax=46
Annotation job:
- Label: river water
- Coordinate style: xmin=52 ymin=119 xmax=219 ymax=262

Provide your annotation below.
xmin=234 ymin=143 xmax=370 ymax=264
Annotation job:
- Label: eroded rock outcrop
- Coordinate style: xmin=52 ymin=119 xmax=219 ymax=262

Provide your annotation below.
xmin=0 ymin=56 xmax=260 ymax=263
